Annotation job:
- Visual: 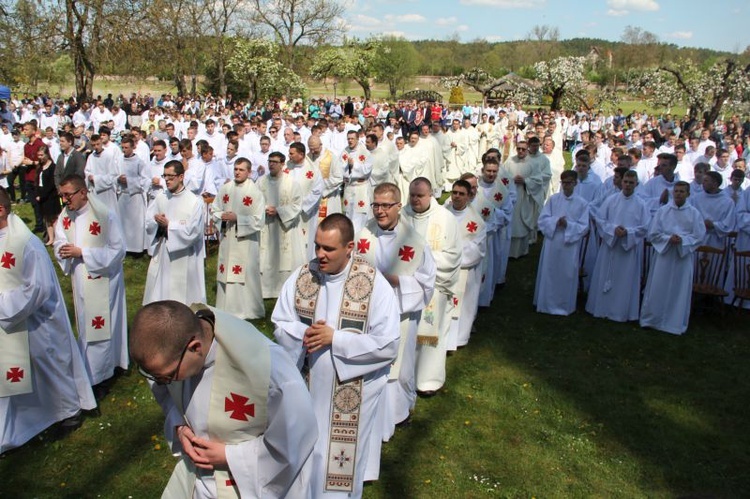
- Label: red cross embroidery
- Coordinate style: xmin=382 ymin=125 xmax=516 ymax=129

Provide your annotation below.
xmin=481 ymin=207 xmax=490 ymax=218
xmin=357 ymin=238 xmax=370 ymax=254
xmin=466 ymin=221 xmax=478 ymax=233
xmin=344 ymin=199 xmax=349 ymax=206
xmin=357 ymin=200 xmax=365 ymax=208
xmin=342 ymin=154 xmax=348 ymax=161
xmin=225 ymin=478 xmax=236 ymax=487
xmin=232 ymin=264 xmax=242 ymax=275
xmin=92 ymin=316 xmax=105 ymax=329
xmin=219 ymin=263 xmax=225 ymax=274
xmin=6 ymin=367 xmax=24 ymax=383
xmin=222 ymin=194 xmax=230 ymax=204
xmin=62 ymin=216 xmax=72 ymax=230
xmin=1 ymin=251 xmax=15 ymax=269
xmin=358 ymin=154 xmax=366 ymax=162
xmin=242 ymin=196 xmax=253 ymax=206
xmin=224 ymin=392 xmax=255 ymax=421
xmin=501 ymin=177 xmax=510 ymax=186
xmin=305 ymin=170 xmax=314 ymax=179
xmin=453 ymin=296 xmax=459 ymax=306
xmin=283 ymin=168 xmax=290 ymax=174
xmin=89 ymin=221 xmax=101 ymax=236
xmin=494 ymin=192 xmax=503 ymax=202
xmin=399 ymin=245 xmax=415 ymax=262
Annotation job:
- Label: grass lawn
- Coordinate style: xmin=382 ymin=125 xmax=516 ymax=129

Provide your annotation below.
xmin=2 ymin=201 xmax=749 ymax=498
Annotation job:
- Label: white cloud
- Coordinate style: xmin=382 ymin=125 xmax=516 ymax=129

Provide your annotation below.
xmin=456 ymin=24 xmax=469 ymax=32
xmin=607 ymin=0 xmax=659 ymax=12
xmin=436 ymin=16 xmax=459 ymax=26
xmin=382 ymin=30 xmax=408 ymax=38
xmin=384 ymin=13 xmax=426 ymax=23
xmin=667 ymin=31 xmax=693 ymax=40
xmin=606 ymin=9 xmax=628 ymax=16
xmin=350 ymin=14 xmax=382 ymax=26
xmin=459 ymin=0 xmax=546 ymax=8
xmin=484 ymin=35 xmax=504 ymax=42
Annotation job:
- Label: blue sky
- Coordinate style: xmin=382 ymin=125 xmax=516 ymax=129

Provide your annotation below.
xmin=343 ymin=0 xmax=749 ymax=53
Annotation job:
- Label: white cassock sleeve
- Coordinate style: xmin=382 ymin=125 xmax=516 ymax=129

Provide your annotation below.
xmin=276 ymin=182 xmax=302 ymax=229
xmin=271 ymin=267 xmax=309 ymax=371
xmin=395 ymin=247 xmax=436 ymax=314
xmin=300 ymin=172 xmax=324 ymax=219
xmin=563 ymin=201 xmax=590 ymax=244
xmin=461 ymin=226 xmax=486 ymax=268
xmin=166 ymin=199 xmax=205 ymax=254
xmin=225 ymin=345 xmax=317 ymax=498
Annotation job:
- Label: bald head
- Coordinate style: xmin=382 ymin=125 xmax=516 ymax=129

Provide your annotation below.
xmin=130 ymin=301 xmax=203 ymax=366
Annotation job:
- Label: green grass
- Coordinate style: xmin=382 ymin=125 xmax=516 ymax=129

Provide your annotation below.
xmin=2 ymin=201 xmax=749 ymax=498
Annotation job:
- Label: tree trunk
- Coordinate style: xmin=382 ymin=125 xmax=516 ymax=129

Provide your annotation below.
xmin=550 ymin=88 xmax=564 ymax=111
xmin=356 ymin=79 xmax=371 ymax=101
xmin=388 ymin=82 xmax=397 ymax=101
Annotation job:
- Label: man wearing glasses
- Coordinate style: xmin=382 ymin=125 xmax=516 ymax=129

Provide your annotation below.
xmin=0 ymin=186 xmax=96 ymax=454
xmin=354 ymin=183 xmax=435 ymax=465
xmin=143 ymin=160 xmax=206 ymax=306
xmin=54 ymin=174 xmax=128 ymax=398
xmin=131 ymin=301 xmax=317 ymax=498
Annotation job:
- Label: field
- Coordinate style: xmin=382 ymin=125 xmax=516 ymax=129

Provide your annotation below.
xmin=2 ymin=198 xmax=749 ymax=498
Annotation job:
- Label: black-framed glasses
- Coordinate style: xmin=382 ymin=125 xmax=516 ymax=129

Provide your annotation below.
xmin=370 ymin=202 xmax=399 ymax=211
xmin=162 ymin=173 xmax=179 ymax=179
xmin=60 ymin=188 xmax=83 ymax=200
xmin=138 ymin=335 xmax=194 ymax=385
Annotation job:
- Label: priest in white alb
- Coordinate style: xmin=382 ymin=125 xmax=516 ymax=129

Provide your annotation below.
xmin=0 ymin=187 xmax=96 ymax=454
xmin=116 ymin=136 xmax=149 ymax=253
xmin=273 ymin=214 xmax=400 ymax=498
xmin=54 ymin=175 xmax=128 ymax=391
xmin=211 ymin=158 xmax=266 ymax=320
xmin=143 ymin=160 xmax=206 ymax=306
xmin=84 ymin=133 xmax=119 ymax=207
xmin=502 ymin=141 xmax=546 ymax=258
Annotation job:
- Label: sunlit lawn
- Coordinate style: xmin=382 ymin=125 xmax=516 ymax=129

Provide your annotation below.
xmin=2 ymin=201 xmax=748 ymax=498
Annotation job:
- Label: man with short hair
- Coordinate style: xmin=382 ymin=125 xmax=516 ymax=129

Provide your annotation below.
xmin=131 ymin=301 xmax=317 ymax=498
xmin=640 ymin=181 xmax=706 ymax=335
xmin=143 ymin=161 xmax=206 ymax=305
xmin=341 ymin=130 xmax=372 ymax=234
xmin=116 ymin=137 xmax=149 ymax=253
xmin=273 ymin=214 xmax=401 ymax=498
xmin=534 ymin=170 xmax=590 ymax=315
xmin=0 ymin=187 xmax=96 ymax=453
xmin=638 ymin=152 xmax=681 ymax=216
xmin=307 ymin=135 xmax=343 ymax=222
xmin=54 ymin=175 xmax=128 ymax=393
xmin=692 ymin=171 xmax=736 ymax=248
xmin=85 ymin=134 xmax=120 ymax=206
xmin=397 ymin=130 xmax=429 ymax=198
xmin=257 ymin=152 xmax=304 ymax=299
xmin=354 ymin=182 xmax=435 ymax=458
xmin=211 ymin=158 xmax=265 ymax=319
xmin=403 ymin=177 xmax=461 ymax=396
xmin=444 ymin=179 xmax=486 ymax=348
xmin=54 ymin=131 xmax=86 ymax=189
xmin=586 ymin=170 xmax=650 ymax=322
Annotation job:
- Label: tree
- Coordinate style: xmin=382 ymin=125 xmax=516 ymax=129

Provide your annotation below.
xmin=250 ymin=0 xmax=346 ymax=71
xmin=620 ymin=25 xmax=658 ymax=45
xmin=0 ymin=0 xmax=57 ymax=88
xmin=310 ymin=39 xmax=379 ymax=101
xmin=527 ymin=24 xmax=559 ymax=42
xmin=373 ymin=36 xmax=418 ymax=101
xmin=632 ymin=58 xmax=750 ymax=124
xmin=534 ymin=56 xmax=587 ymax=111
xmin=226 ymin=38 xmax=305 ymax=104
xmin=203 ymin=0 xmax=248 ymax=96
xmin=441 ymin=68 xmax=538 ymax=106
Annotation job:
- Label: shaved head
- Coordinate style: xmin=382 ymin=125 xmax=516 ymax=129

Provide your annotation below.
xmin=130 ymin=301 xmax=203 ymax=366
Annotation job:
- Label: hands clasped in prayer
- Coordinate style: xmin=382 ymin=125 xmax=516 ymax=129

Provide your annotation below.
xmin=303 ymin=319 xmax=333 ymax=353
xmin=176 ymin=424 xmax=227 ymax=470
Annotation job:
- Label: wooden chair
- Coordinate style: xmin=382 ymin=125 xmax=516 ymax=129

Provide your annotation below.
xmin=731 ymin=250 xmax=750 ymax=310
xmin=692 ymin=245 xmax=729 ymax=316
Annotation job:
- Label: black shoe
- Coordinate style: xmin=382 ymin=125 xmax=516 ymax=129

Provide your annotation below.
xmin=93 ymin=382 xmax=110 ymax=401
xmin=396 ymin=415 xmax=412 ymax=428
xmin=58 ymin=411 xmax=84 ymax=434
xmin=417 ymin=390 xmax=437 ymax=398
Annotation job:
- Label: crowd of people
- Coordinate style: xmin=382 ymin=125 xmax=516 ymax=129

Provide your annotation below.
xmin=1 ymin=91 xmax=750 ymax=498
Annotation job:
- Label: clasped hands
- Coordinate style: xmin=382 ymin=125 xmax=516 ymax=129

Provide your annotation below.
xmin=303 ymin=319 xmax=334 ymax=353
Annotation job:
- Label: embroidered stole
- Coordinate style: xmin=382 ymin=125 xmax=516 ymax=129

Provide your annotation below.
xmin=61 ymin=198 xmax=112 ymax=342
xmin=356 ymin=219 xmax=423 ymax=378
xmin=0 ymin=214 xmax=33 ymax=397
xmin=163 ymin=305 xmax=270 ymax=499
xmin=293 ymin=256 xmax=375 ymax=493
xmin=216 ymin=181 xmax=263 ymax=285
xmin=473 ymin=179 xmax=509 ymax=223
xmin=316 ymin=150 xmax=333 ymax=222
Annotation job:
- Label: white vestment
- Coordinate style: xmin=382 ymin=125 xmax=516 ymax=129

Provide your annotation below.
xmin=640 ymin=201 xmax=706 ymax=334
xmin=143 ymin=188 xmax=207 ymax=305
xmin=403 ymin=199 xmax=461 ymax=392
xmin=585 ymin=192 xmax=650 ymax=322
xmin=273 ymin=258 xmax=400 ymax=499
xmin=397 ymin=145 xmax=428 ymax=198
xmin=84 ymin=150 xmax=119 ymax=207
xmin=341 ymin=145 xmax=372 ymax=235
xmin=691 ymin=190 xmax=736 ymax=248
xmin=502 ymin=155 xmax=546 ymax=258
xmin=1 ymin=215 xmax=96 ymax=453
xmin=117 ymin=154 xmax=149 ymax=252
xmin=54 ymin=200 xmax=128 ymax=385
xmin=533 ymin=193 xmax=590 ymax=316
xmin=157 ymin=308 xmax=317 ymax=499
xmin=258 ymin=173 xmax=305 ymax=299
xmin=211 ymin=180 xmax=266 ymax=319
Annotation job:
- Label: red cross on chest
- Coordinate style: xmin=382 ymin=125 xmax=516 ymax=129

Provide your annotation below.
xmin=357 ymin=238 xmax=370 ymax=254
xmin=222 ymin=194 xmax=230 ymax=204
xmin=89 ymin=221 xmax=101 ymax=236
xmin=0 ymin=251 xmax=15 ymax=269
xmin=305 ymin=170 xmax=314 ymax=179
xmin=225 ymin=392 xmax=254 ymax=421
xmin=91 ymin=316 xmax=106 ymax=329
xmin=242 ymin=196 xmax=253 ymax=206
xmin=232 ymin=264 xmax=243 ymax=275
xmin=62 ymin=216 xmax=71 ymax=230
xmin=6 ymin=367 xmax=24 ymax=383
xmin=466 ymin=221 xmax=478 ymax=233
xmin=399 ymin=245 xmax=415 ymax=262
